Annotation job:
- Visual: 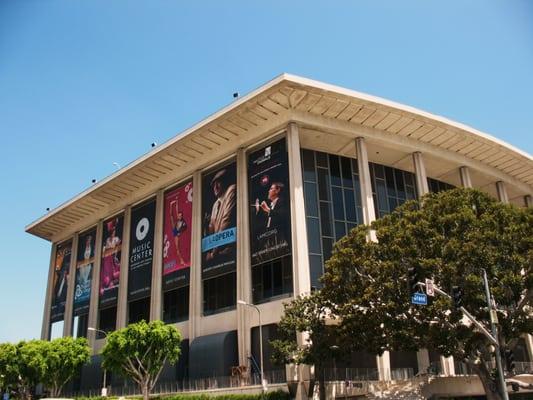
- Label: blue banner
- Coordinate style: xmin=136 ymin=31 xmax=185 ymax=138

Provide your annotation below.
xmin=201 ymin=227 xmax=237 ymax=252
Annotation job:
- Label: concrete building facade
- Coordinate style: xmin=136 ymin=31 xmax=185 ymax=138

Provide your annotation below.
xmin=26 ymin=74 xmax=533 ymax=397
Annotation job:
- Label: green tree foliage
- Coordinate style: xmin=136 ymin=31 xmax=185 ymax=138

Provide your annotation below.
xmin=0 ymin=337 xmax=89 ymax=399
xmin=101 ymin=320 xmax=182 ymax=400
xmin=41 ymin=337 xmax=91 ymax=397
xmin=0 ymin=342 xmax=20 ymax=394
xmin=319 ymin=188 xmax=532 ymax=400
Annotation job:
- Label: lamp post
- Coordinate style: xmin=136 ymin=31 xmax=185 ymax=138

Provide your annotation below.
xmin=237 ymin=300 xmax=266 ymax=392
xmin=87 ymin=327 xmax=108 ymax=397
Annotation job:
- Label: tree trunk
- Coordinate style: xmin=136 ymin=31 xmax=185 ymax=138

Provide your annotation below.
xmin=141 ymin=381 xmax=150 ymax=400
xmin=317 ymin=364 xmax=326 ymax=400
xmin=471 ymin=362 xmax=504 ymax=400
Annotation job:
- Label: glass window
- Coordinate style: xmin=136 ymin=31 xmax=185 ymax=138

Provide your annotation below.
xmin=128 ymin=297 xmax=150 ymax=324
xmin=304 ymin=182 xmax=319 ymax=217
xmin=302 ymin=150 xmax=316 ymax=182
xmin=98 ymin=306 xmax=116 ymax=337
xmin=332 ymin=187 xmax=345 ymax=220
xmin=306 ymin=217 xmax=322 ymax=254
xmin=320 ymin=202 xmax=333 ymax=237
xmin=203 ymin=272 xmax=236 ymax=315
xmin=163 ymin=286 xmax=189 ymax=323
xmin=302 ymin=149 xmax=363 ymax=284
xmin=317 ymin=168 xmax=330 ymax=201
xmin=252 ymin=256 xmax=293 ymax=303
xmin=309 ymin=254 xmax=323 ymax=290
xmin=370 ymin=162 xmax=418 ymax=217
xmin=329 ymin=154 xmax=342 ymax=187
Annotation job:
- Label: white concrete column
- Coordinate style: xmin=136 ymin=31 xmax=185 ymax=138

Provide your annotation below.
xmin=416 ymin=349 xmax=430 ymax=374
xmin=524 ymin=195 xmax=532 ymax=208
xmin=355 ymin=137 xmax=377 ymax=227
xmin=189 ymin=171 xmax=202 ymax=341
xmin=116 ymin=206 xmax=131 ymax=329
xmin=236 ymin=148 xmax=252 ymax=366
xmin=377 ymin=352 xmax=391 ymax=381
xmin=287 ymin=122 xmax=311 ymax=296
xmin=412 ymin=152 xmax=429 ymax=197
xmin=87 ymin=221 xmax=103 ymax=348
xmin=41 ymin=243 xmax=58 ymax=340
xmin=287 ymin=123 xmax=313 ymax=400
xmin=150 ymin=190 xmax=165 ymax=321
xmin=63 ymin=234 xmax=79 ymax=337
xmin=440 ymin=355 xmax=455 ymax=376
xmin=459 ymin=166 xmax=473 ymax=188
xmin=355 ymin=138 xmax=389 ymax=379
xmin=496 ymin=181 xmax=509 ymax=204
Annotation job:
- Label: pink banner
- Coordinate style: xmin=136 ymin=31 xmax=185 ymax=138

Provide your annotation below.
xmin=163 ymin=182 xmax=193 ymax=276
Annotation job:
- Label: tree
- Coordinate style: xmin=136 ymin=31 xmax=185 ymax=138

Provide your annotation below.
xmin=0 ymin=342 xmax=20 ymax=395
xmin=320 ymin=188 xmax=532 ymax=400
xmin=41 ymin=337 xmax=91 ymax=397
xmin=0 ymin=341 xmax=48 ymax=400
xmin=101 ymin=320 xmax=182 ymax=400
xmin=271 ymin=291 xmax=342 ymax=400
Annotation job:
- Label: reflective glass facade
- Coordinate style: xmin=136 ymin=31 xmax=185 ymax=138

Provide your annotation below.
xmin=303 ymin=150 xmax=454 ymax=288
xmin=302 ymin=149 xmax=363 ymax=289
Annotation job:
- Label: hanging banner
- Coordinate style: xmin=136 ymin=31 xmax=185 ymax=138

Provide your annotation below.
xmin=248 ymin=138 xmax=292 ymax=266
xmin=163 ymin=182 xmax=193 ymax=290
xmin=50 ymin=241 xmax=72 ymax=323
xmin=73 ymin=230 xmax=96 ymax=316
xmin=99 ymin=215 xmax=123 ymax=308
xmin=128 ymin=199 xmax=156 ymax=301
xmin=201 ymin=162 xmax=237 ymax=279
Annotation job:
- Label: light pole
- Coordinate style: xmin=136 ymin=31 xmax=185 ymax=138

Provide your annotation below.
xmin=237 ymin=300 xmax=266 ymax=392
xmin=87 ymin=327 xmax=108 ymax=397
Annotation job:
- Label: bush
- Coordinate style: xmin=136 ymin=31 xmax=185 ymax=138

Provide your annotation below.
xmin=75 ymin=391 xmax=291 ymax=400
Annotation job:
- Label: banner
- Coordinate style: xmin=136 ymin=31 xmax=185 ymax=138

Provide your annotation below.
xmin=128 ymin=199 xmax=156 ymax=301
xmin=50 ymin=241 xmax=72 ymax=322
xmin=163 ymin=182 xmax=193 ymax=290
xmin=248 ymin=139 xmax=292 ymax=266
xmin=99 ymin=215 xmax=123 ymax=308
xmin=201 ymin=162 xmax=237 ymax=279
xmin=73 ymin=230 xmax=96 ymax=315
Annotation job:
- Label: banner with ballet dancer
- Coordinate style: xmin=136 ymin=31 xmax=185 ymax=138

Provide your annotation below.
xmin=163 ymin=182 xmax=193 ymax=290
xmin=73 ymin=229 xmax=96 ymax=316
xmin=248 ymin=138 xmax=292 ymax=266
xmin=99 ymin=215 xmax=123 ymax=308
xmin=50 ymin=241 xmax=72 ymax=323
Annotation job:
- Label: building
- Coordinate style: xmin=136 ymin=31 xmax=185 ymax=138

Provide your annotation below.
xmin=26 ymin=74 xmax=533 ymax=397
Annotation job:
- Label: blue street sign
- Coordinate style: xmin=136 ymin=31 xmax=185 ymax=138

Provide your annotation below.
xmin=411 ymin=292 xmax=427 ymax=305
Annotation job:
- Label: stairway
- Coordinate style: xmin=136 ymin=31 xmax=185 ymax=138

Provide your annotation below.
xmin=364 ymin=376 xmax=428 ymax=400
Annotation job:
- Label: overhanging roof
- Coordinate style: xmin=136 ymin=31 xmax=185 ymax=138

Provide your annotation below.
xmin=26 ymin=73 xmax=533 ymax=241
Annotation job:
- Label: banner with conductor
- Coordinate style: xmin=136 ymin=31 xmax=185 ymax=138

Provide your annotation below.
xmin=248 ymin=138 xmax=291 ymax=266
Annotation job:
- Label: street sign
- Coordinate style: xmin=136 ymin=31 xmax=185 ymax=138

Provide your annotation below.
xmin=425 ymin=278 xmax=435 ymax=296
xmin=411 ymin=292 xmax=427 ymax=305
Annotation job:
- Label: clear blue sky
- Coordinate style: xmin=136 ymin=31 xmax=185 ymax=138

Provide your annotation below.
xmin=1 ymin=1 xmax=532 ymax=343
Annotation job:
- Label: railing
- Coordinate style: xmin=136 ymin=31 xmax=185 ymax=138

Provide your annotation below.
xmin=65 ymin=369 xmax=286 ymax=398
xmin=454 ymin=360 xmax=533 ymax=376
xmin=322 ymin=367 xmax=380 ymax=382
xmin=514 ymin=361 xmax=533 ymax=374
xmin=321 ymin=367 xmax=415 ymax=382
